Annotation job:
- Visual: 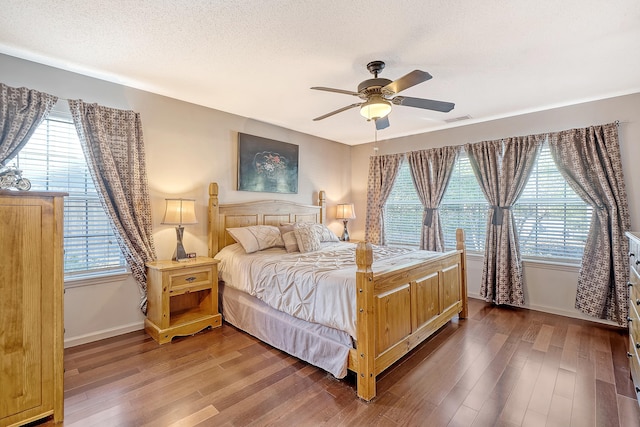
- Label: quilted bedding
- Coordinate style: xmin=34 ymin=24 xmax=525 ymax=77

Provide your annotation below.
xmin=215 ymin=242 xmax=441 ymax=338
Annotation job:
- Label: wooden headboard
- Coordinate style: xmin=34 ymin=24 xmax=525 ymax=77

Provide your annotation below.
xmin=207 ymin=182 xmax=326 ymax=257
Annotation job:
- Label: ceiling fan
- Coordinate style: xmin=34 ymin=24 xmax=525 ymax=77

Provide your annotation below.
xmin=311 ymin=60 xmax=455 ymax=130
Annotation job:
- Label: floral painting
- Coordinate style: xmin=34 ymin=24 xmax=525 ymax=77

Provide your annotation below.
xmin=238 ymin=133 xmax=298 ymax=194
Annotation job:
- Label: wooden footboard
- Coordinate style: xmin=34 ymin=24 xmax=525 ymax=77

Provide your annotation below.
xmin=350 ymin=229 xmax=467 ymax=401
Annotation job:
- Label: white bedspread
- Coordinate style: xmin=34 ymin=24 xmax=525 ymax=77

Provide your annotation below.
xmin=215 ymin=242 xmax=441 ymax=338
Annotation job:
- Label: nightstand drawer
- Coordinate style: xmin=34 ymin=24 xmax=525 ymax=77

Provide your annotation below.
xmin=169 ymin=269 xmax=213 ymax=293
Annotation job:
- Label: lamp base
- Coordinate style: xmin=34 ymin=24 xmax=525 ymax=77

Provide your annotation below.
xmin=341 ymin=220 xmax=350 ymax=242
xmin=172 ymin=226 xmax=189 ymax=261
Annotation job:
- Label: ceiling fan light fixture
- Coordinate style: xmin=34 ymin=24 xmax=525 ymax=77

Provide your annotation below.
xmin=360 ymin=97 xmax=392 ymax=120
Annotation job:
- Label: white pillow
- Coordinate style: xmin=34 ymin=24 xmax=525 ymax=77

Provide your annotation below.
xmin=293 ymin=223 xmax=321 ymax=253
xmin=227 ymin=225 xmax=284 ymax=254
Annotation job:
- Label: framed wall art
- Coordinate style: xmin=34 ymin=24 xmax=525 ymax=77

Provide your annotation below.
xmin=237 ymin=133 xmax=299 ymax=194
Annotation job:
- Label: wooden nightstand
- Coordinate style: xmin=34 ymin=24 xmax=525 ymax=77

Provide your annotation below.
xmin=145 ymin=256 xmax=222 ymax=344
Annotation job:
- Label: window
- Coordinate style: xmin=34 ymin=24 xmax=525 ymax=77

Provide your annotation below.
xmin=383 ymin=155 xmax=488 ymax=251
xmin=513 ymin=142 xmax=592 ymax=261
xmin=383 ymin=143 xmax=592 ymax=263
xmin=9 ymin=113 xmax=126 ymax=276
xmin=383 ymin=159 xmax=422 ymax=247
xmin=440 ymin=154 xmax=487 ymax=251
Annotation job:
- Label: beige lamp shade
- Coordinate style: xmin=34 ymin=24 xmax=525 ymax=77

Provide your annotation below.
xmin=161 ymin=199 xmax=198 ymax=225
xmin=336 ymin=203 xmax=356 ymax=220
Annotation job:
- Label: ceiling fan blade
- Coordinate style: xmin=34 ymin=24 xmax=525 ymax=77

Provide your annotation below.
xmin=311 ymin=87 xmax=360 ymax=96
xmin=392 ymin=96 xmax=455 ymax=113
xmin=383 ymin=70 xmax=432 ymax=95
xmin=313 ymin=103 xmax=362 ymax=121
xmin=375 ymin=116 xmax=390 ymax=130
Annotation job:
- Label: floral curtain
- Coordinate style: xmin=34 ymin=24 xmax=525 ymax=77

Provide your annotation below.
xmin=365 ymin=153 xmax=404 ymax=245
xmin=68 ymin=100 xmax=157 ymax=313
xmin=465 ymin=135 xmax=544 ymax=306
xmin=407 ymin=146 xmax=461 ymax=251
xmin=0 ymin=83 xmax=57 ymax=166
xmin=548 ymin=123 xmax=630 ymax=324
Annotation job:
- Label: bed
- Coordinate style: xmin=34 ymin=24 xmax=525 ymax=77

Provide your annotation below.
xmin=207 ymin=182 xmax=468 ymax=401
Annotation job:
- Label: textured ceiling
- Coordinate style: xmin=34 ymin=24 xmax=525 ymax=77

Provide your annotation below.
xmin=1 ymin=0 xmax=639 ymax=145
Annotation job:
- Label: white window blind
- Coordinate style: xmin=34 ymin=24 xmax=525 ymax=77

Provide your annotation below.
xmin=10 ymin=115 xmax=126 ymax=275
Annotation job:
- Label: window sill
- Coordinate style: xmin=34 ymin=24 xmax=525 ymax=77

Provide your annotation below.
xmin=522 ymin=258 xmax=580 ymax=273
xmin=466 ymin=250 xmax=580 ymax=273
xmin=64 ymin=269 xmax=131 ymax=289
xmin=389 ymin=245 xmax=581 ymax=273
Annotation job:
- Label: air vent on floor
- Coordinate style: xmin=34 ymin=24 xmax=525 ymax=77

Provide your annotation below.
xmin=444 ymin=115 xmax=472 ymax=123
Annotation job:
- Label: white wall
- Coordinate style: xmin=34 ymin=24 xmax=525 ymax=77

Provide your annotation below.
xmin=0 ymin=53 xmax=353 ymax=347
xmin=350 ymin=93 xmax=640 ymax=324
xmin=3 ymin=51 xmax=638 ymax=345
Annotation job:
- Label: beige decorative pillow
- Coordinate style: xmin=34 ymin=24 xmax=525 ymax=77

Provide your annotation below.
xmin=227 ymin=225 xmax=284 ymax=253
xmin=311 ymin=223 xmax=340 ymax=242
xmin=278 ymin=224 xmax=299 ymax=253
xmin=293 ymin=223 xmax=321 ymax=253
xmin=284 ymin=222 xmax=339 ymax=243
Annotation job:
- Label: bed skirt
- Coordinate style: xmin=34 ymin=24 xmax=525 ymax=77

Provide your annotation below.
xmin=218 ymin=282 xmax=353 ymax=378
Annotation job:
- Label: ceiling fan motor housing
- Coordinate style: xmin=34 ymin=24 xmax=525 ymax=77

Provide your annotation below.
xmin=358 ymin=78 xmax=393 ymax=97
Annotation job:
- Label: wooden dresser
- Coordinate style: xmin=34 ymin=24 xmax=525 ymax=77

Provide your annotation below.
xmin=0 ymin=191 xmax=66 ymax=426
xmin=628 ymin=231 xmax=640 ymax=405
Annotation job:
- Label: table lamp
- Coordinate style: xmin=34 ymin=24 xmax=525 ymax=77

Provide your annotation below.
xmin=162 ymin=198 xmax=198 ymax=261
xmin=336 ymin=203 xmax=356 ymax=241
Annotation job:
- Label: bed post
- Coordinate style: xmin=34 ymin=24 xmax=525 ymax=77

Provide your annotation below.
xmin=208 ymin=182 xmax=219 ymax=258
xmin=456 ymin=228 xmax=468 ymax=318
xmin=355 ymin=241 xmax=375 ymax=401
xmin=318 ymin=190 xmax=326 ymax=224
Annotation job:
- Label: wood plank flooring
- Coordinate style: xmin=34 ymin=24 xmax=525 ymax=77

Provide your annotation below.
xmin=35 ymin=299 xmax=640 ymax=426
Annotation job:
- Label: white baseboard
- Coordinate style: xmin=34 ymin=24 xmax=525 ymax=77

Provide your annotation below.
xmin=467 ymin=293 xmax=619 ymax=327
xmin=63 ymin=294 xmax=619 ymax=349
xmin=64 ymin=321 xmax=145 ymax=348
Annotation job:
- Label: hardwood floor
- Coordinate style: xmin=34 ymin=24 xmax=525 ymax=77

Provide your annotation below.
xmin=36 ymin=299 xmax=640 ymax=426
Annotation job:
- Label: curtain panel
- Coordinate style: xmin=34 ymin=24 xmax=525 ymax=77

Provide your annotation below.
xmin=549 ymin=123 xmax=630 ymax=324
xmin=68 ymin=100 xmax=157 ymax=313
xmin=465 ymin=135 xmax=544 ymax=306
xmin=407 ymin=146 xmax=461 ymax=251
xmin=0 ymin=83 xmax=58 ymax=166
xmin=365 ymin=153 xmax=404 ymax=245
